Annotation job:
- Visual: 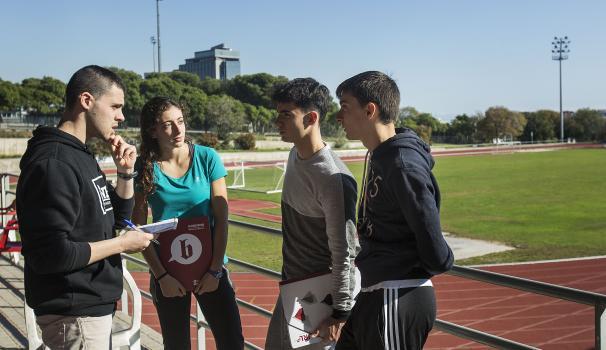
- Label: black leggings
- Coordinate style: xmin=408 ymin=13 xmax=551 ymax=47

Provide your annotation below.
xmin=150 ymin=268 xmax=244 ymax=350
xmin=336 ymin=287 xmax=436 ymax=350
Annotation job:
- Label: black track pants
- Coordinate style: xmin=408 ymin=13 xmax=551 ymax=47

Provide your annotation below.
xmin=336 ymin=287 xmax=436 ymax=350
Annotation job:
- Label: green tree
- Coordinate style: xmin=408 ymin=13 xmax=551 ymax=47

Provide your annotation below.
xmin=109 ymin=67 xmax=145 ymax=127
xmin=20 ymin=77 xmax=65 ymax=114
xmin=416 ymin=113 xmax=445 ymax=133
xmin=0 ymin=80 xmax=21 ymax=111
xmin=477 ymin=106 xmax=527 ymax=142
xmin=168 ymin=71 xmax=201 ymax=87
xmin=396 ymin=107 xmax=445 ymax=143
xmin=396 ymin=106 xmax=419 ymax=127
xmin=243 ymin=103 xmax=259 ymax=132
xmin=255 ymin=106 xmax=276 ymax=134
xmin=521 ymin=110 xmax=558 ymax=142
xmin=179 ymin=86 xmax=208 ymax=130
xmin=320 ymin=102 xmax=341 ymax=137
xmin=204 ymin=95 xmax=246 ymax=139
xmin=447 ymin=114 xmax=480 ymax=144
xmin=140 ymin=75 xmax=185 ymax=101
xmin=226 ymin=73 xmax=288 ymax=109
xmin=567 ymin=109 xmax=605 ymax=141
xmin=199 ymin=77 xmax=226 ymax=96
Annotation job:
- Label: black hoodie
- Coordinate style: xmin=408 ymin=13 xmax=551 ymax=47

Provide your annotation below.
xmin=16 ymin=126 xmax=134 ymax=316
xmin=356 ymin=128 xmax=454 ymax=288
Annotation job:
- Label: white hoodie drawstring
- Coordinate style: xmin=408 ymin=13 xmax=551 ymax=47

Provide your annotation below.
xmin=359 ymin=150 xmax=372 ymax=222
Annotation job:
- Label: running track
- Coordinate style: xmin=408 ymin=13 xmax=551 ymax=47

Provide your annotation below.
xmin=132 ymin=256 xmax=606 ymax=349
xmin=144 ymin=198 xmax=605 ymax=349
xmin=121 ymin=143 xmax=605 ymax=348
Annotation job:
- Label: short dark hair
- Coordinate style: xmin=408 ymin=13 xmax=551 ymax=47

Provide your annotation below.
xmin=65 ymin=65 xmax=125 ymax=111
xmin=272 ymin=78 xmax=332 ymax=119
xmin=336 ymin=71 xmax=400 ymax=124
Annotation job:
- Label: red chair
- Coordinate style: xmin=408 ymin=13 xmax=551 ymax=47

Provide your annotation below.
xmin=0 ymin=217 xmax=20 ymax=253
xmin=0 ymin=201 xmax=21 ymax=265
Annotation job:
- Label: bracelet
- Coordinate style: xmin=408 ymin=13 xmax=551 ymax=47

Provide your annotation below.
xmin=156 ymin=271 xmax=168 ymax=281
xmin=117 ymin=171 xmax=138 ymax=180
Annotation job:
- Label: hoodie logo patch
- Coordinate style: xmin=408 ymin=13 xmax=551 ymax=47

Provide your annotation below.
xmin=358 ymin=168 xmax=382 ymax=237
xmin=369 ymin=172 xmax=382 ymax=198
xmin=92 ymin=176 xmax=113 ymax=215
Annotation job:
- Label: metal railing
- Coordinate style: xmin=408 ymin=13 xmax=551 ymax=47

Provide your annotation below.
xmin=227 ymin=220 xmax=606 ymax=350
xmin=121 ymin=254 xmax=263 ymax=350
xmin=4 ymin=171 xmax=605 ymax=349
xmin=446 ymin=265 xmax=606 ymax=349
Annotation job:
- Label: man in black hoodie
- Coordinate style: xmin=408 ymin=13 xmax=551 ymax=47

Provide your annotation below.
xmin=17 ymin=65 xmax=154 ymax=349
xmin=334 ymin=71 xmax=454 ymax=350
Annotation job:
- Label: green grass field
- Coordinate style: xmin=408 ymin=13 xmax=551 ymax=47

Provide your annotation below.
xmin=224 ymin=148 xmax=606 ymax=270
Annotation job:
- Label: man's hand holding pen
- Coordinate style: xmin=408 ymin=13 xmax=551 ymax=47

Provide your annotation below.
xmin=120 ymin=219 xmax=156 ymax=252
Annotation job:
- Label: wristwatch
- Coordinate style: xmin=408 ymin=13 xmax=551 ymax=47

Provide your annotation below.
xmin=207 ymin=269 xmax=224 ymax=280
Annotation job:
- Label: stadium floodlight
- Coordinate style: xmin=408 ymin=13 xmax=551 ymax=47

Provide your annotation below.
xmin=150 ymin=36 xmax=157 ymax=72
xmin=156 ymin=0 xmax=163 ymax=73
xmin=551 ymin=36 xmax=571 ymax=142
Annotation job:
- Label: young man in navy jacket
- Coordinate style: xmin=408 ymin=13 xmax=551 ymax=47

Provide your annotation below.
xmin=17 ymin=65 xmax=153 ymax=349
xmin=335 ymin=71 xmax=454 ymax=350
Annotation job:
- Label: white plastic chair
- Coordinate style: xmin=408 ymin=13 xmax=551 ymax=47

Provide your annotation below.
xmin=112 ymin=262 xmax=142 ymax=350
xmin=24 ymin=260 xmax=142 ymax=350
xmin=24 ymin=302 xmax=44 ymax=350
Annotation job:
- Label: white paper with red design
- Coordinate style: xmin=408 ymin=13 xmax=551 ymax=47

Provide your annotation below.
xmin=279 ymin=272 xmax=334 ymax=348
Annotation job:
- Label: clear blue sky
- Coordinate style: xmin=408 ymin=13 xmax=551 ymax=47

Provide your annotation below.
xmin=1 ymin=0 xmax=604 ymax=120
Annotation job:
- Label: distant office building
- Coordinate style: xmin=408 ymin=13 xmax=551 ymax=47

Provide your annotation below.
xmin=178 ymin=43 xmax=240 ymax=80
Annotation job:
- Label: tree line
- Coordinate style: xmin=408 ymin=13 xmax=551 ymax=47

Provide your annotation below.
xmin=401 ymin=106 xmax=606 ymax=144
xmin=1 ymin=69 xmax=604 ymax=143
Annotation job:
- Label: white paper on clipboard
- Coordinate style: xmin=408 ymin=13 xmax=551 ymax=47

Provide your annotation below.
xmin=138 ymin=218 xmax=178 ymax=234
xmin=279 ymin=269 xmax=360 ymax=349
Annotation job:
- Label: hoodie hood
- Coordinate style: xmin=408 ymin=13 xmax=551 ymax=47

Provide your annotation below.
xmin=20 ymin=126 xmax=92 ymax=170
xmin=372 ymin=127 xmax=434 ymax=169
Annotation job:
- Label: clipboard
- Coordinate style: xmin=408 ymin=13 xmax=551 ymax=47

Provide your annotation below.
xmin=279 ymin=271 xmax=334 ymax=348
xmin=156 ymin=216 xmax=212 ymax=291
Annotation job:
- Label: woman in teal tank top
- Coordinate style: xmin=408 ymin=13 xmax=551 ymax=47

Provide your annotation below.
xmin=132 ymin=97 xmax=243 ymax=350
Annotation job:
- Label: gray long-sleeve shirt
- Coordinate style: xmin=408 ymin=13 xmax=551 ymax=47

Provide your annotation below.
xmin=281 ymin=145 xmax=360 ymax=316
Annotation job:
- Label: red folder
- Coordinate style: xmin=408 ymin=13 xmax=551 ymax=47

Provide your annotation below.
xmin=157 ymin=216 xmax=213 ymax=291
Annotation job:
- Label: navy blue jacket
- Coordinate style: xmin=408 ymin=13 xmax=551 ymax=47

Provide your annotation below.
xmin=356 ymin=128 xmax=454 ymax=288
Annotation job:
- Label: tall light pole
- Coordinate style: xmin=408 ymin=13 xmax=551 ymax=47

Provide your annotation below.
xmin=150 ymin=36 xmax=157 ymax=72
xmin=156 ymin=0 xmax=163 ymax=73
xmin=551 ymin=36 xmax=570 ymax=142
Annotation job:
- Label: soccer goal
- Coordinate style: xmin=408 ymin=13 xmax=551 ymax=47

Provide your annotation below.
xmin=227 ymin=160 xmax=286 ymax=194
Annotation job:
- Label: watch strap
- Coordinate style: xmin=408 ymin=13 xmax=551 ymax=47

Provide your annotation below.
xmin=117 ymin=170 xmax=138 ymax=180
xmin=208 ymin=269 xmax=223 ymax=279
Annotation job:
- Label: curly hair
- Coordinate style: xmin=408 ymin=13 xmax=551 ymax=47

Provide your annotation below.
xmin=138 ymin=96 xmax=188 ymax=199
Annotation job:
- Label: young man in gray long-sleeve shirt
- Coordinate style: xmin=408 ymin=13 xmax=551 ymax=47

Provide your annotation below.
xmin=265 ymin=78 xmax=360 ymax=350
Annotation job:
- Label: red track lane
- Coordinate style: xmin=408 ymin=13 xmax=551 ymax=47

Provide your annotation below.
xmin=229 ymin=199 xmax=281 ymax=223
xmin=130 ymin=257 xmax=606 ymax=349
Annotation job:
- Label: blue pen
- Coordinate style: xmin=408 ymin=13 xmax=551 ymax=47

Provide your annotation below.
xmin=123 ymin=219 xmax=159 ymax=245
